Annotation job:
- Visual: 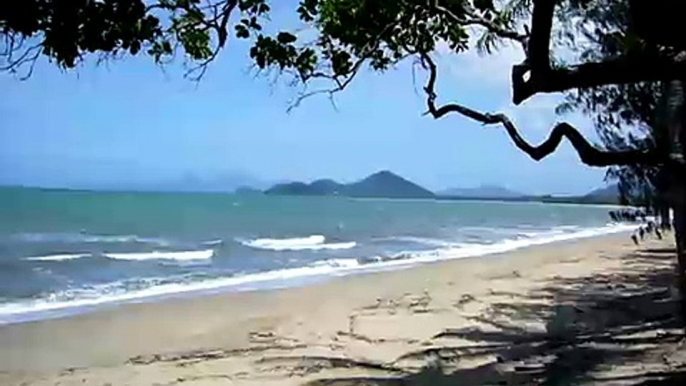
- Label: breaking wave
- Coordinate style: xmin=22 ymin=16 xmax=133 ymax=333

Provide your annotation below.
xmin=24 ymin=253 xmax=88 ymax=262
xmin=239 ymin=235 xmax=357 ymax=251
xmin=104 ymin=249 xmax=214 ymax=261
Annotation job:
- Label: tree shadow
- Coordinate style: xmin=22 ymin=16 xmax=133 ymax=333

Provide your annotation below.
xmin=306 ymin=249 xmax=686 ymax=386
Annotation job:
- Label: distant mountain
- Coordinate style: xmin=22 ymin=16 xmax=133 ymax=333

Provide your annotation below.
xmin=580 ymin=184 xmax=620 ymax=204
xmin=438 ymin=185 xmax=524 ymax=199
xmin=584 ymin=184 xmax=619 ymax=198
xmin=265 ymin=171 xmax=435 ymax=199
xmin=309 ymin=179 xmax=345 ymax=195
xmin=346 ymin=171 xmax=435 ymax=198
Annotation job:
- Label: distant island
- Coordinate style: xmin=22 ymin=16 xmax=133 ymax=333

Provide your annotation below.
xmin=265 ymin=171 xmax=435 ymax=199
xmin=262 ymin=171 xmax=621 ymax=204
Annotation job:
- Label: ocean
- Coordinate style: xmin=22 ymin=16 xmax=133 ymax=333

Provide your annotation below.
xmin=0 ymin=187 xmax=634 ymax=324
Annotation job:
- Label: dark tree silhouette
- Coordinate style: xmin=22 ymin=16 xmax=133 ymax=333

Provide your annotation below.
xmin=0 ymin=0 xmax=271 ymax=80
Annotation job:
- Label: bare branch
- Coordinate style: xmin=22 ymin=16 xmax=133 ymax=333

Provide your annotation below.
xmin=185 ymin=45 xmax=221 ymax=82
xmin=429 ymin=0 xmax=528 ymax=54
xmin=420 ymin=53 xmax=661 ymax=167
xmin=0 ymin=39 xmax=43 ymax=79
xmin=286 ymin=58 xmax=363 ymax=112
xmin=178 ymin=0 xmax=238 ymax=82
xmin=285 ymin=20 xmax=401 ymax=110
xmin=462 ymin=15 xmax=528 ymax=44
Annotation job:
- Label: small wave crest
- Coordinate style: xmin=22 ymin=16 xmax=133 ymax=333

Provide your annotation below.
xmin=24 ymin=253 xmax=88 ymax=262
xmin=239 ymin=235 xmax=356 ymax=251
xmin=104 ymin=250 xmax=214 ymax=261
xmin=12 ymin=232 xmax=171 ymax=246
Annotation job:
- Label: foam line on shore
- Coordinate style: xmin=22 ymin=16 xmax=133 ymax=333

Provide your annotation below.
xmin=0 ymin=223 xmax=637 ymax=325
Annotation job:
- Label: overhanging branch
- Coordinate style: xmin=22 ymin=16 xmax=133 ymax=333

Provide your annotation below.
xmin=421 ymin=53 xmax=661 ymax=167
xmin=513 ymin=56 xmax=686 ymax=105
xmin=430 ymin=0 xmax=528 ymax=51
xmin=513 ymin=0 xmax=686 ymax=104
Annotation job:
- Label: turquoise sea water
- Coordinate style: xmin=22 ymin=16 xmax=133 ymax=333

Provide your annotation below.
xmin=0 ymin=187 xmax=632 ymax=324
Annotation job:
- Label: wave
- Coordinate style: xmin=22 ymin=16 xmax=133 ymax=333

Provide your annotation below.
xmin=104 ymin=249 xmax=214 ymax=261
xmin=0 ymin=258 xmax=361 ymax=324
xmin=13 ymin=232 xmax=170 ymax=246
xmin=239 ymin=235 xmax=357 ymax=251
xmin=376 ymin=223 xmax=639 ymax=266
xmin=0 ymin=223 xmax=637 ymax=324
xmin=24 ymin=253 xmax=88 ymax=262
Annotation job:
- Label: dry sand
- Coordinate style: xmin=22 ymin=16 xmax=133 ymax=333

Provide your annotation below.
xmin=1 ymin=233 xmax=684 ymax=385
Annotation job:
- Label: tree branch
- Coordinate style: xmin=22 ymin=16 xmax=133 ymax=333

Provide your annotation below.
xmin=431 ymin=1 xmax=528 ymax=47
xmin=513 ymin=0 xmax=686 ymax=104
xmin=0 ymin=40 xmax=43 ymax=79
xmin=420 ymin=53 xmax=661 ymax=167
xmin=462 ymin=16 xmax=528 ymax=44
xmin=528 ymin=0 xmax=554 ymax=72
xmin=513 ymin=55 xmax=686 ymax=104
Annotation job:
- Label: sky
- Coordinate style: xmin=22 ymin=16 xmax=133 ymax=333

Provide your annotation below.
xmin=0 ymin=7 xmax=608 ymax=196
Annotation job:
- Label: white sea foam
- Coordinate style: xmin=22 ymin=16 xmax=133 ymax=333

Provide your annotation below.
xmin=0 ymin=258 xmax=362 ymax=323
xmin=105 ymin=250 xmax=214 ymax=261
xmin=240 ymin=235 xmax=357 ymax=251
xmin=381 ymin=223 xmax=639 ymax=266
xmin=0 ymin=223 xmax=638 ymax=324
xmin=24 ymin=253 xmax=88 ymax=262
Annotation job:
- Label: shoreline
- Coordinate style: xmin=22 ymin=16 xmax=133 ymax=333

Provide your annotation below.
xmin=0 ymin=223 xmax=639 ymax=326
xmin=1 ymin=232 xmax=676 ymax=380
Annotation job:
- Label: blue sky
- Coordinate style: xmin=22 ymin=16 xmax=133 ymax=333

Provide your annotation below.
xmin=0 ymin=10 xmax=607 ymax=195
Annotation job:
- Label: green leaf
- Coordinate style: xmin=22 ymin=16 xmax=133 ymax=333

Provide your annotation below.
xmin=277 ymin=32 xmax=297 ymax=44
xmin=236 ymin=25 xmax=250 ymax=39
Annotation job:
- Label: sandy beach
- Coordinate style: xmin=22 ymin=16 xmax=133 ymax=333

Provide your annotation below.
xmin=1 ymin=233 xmax=684 ymax=386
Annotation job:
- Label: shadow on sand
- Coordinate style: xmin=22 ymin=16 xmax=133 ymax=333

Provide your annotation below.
xmin=307 ymin=247 xmax=686 ymax=386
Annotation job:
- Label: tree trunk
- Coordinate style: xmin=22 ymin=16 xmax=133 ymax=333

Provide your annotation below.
xmin=675 ymin=198 xmax=685 ymax=277
xmin=658 ymin=80 xmax=686 ymax=317
xmin=661 ymin=80 xmax=686 ymax=317
xmin=671 ymin=184 xmax=686 ymax=326
xmin=671 ymin=175 xmax=686 ymax=307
